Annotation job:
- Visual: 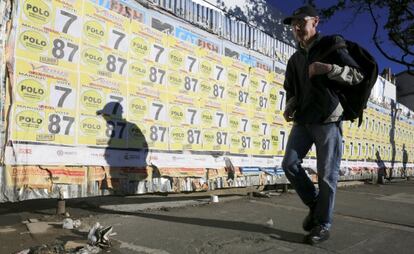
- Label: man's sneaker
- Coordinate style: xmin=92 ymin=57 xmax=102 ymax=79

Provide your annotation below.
xmin=302 ymin=208 xmax=316 ymax=232
xmin=304 ymin=225 xmax=330 ymax=245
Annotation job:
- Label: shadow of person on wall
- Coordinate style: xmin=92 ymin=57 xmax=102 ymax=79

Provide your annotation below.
xmin=97 ymin=102 xmax=148 ymax=194
xmin=389 ymin=100 xmax=399 ymax=181
xmin=375 ymin=151 xmax=386 ymax=184
xmin=402 ymin=144 xmax=408 ymax=179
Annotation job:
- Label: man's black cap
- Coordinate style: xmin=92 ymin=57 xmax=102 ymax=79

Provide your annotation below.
xmin=283 ymin=5 xmax=318 ymax=25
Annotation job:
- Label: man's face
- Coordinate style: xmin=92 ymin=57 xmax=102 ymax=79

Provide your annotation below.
xmin=291 ymin=16 xmax=318 ymax=45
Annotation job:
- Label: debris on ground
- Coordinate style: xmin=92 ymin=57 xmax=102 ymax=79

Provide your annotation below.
xmin=0 ymin=226 xmax=17 ymax=233
xmin=210 ymin=195 xmax=219 ymax=203
xmin=15 ymin=239 xmax=102 ymax=254
xmin=250 ymin=191 xmax=271 ymax=198
xmin=75 ymin=245 xmax=101 ymax=254
xmin=25 ymin=222 xmax=52 ymax=234
xmin=62 ymin=218 xmax=82 ymax=229
xmin=73 ymin=220 xmax=82 ymax=229
xmin=22 ymin=218 xmax=40 ymax=224
xmin=15 ymin=249 xmax=30 ymax=254
xmin=64 ymin=240 xmax=85 ymax=250
xmin=63 ymin=218 xmax=74 ymax=229
xmin=22 ymin=240 xmax=65 ymax=254
xmin=15 ymin=219 xmax=115 ymax=254
xmin=265 ymin=218 xmax=274 ymax=228
xmin=87 ymin=222 xmax=116 ymax=248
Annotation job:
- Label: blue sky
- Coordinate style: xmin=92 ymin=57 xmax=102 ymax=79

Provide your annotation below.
xmin=272 ymin=0 xmax=405 ymax=75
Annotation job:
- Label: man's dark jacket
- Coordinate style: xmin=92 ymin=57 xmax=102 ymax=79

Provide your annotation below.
xmin=284 ymin=35 xmax=360 ymax=124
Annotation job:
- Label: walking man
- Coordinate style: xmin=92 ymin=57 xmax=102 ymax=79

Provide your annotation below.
xmin=281 ymin=5 xmax=364 ymax=244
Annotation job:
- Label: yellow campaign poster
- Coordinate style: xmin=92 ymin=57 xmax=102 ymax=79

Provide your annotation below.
xmin=169 ymin=126 xmax=203 ymax=151
xmin=167 ymin=68 xmax=199 ymax=97
xmin=131 ymin=87 xmax=169 ymax=150
xmin=229 ymin=132 xmax=244 ymax=154
xmin=81 ymin=1 xmax=107 ymax=49
xmin=77 ymin=72 xmax=128 ymax=147
xmin=128 ymin=83 xmax=150 ymax=123
xmin=16 ymin=0 xmax=83 ymax=70
xmin=250 ymin=111 xmax=273 ymax=156
xmin=165 ymin=36 xmax=201 ymax=98
xmin=199 ymin=98 xmax=229 ymax=152
xmin=77 ymin=112 xmax=106 ymax=146
xmin=276 ymin=127 xmax=289 ymax=157
xmin=248 ymin=136 xmax=260 ymax=156
xmin=79 ymin=73 xmax=127 ymax=116
xmin=249 ymin=69 xmax=271 ymax=115
xmin=249 ymin=68 xmax=271 ymax=94
xmin=227 ymin=105 xmax=252 ymax=133
xmin=263 ymin=128 xmax=276 ymax=156
xmin=200 ymin=54 xmax=229 ymax=104
xmin=168 ymin=93 xmax=202 ymax=151
xmin=202 ymin=127 xmax=229 ymax=152
xmin=228 ymin=105 xmax=253 ymax=155
xmin=167 ymin=37 xmax=189 ymax=73
xmin=250 ymin=110 xmax=270 ymax=135
xmin=270 ymin=124 xmax=281 ymax=155
xmin=268 ymin=83 xmax=284 ymax=125
xmin=79 ymin=40 xmax=127 ymax=81
xmin=11 ymin=59 xmax=78 ymax=144
xmin=11 ymin=102 xmax=47 ymax=142
xmin=80 ymin=1 xmax=129 ymax=81
xmin=227 ymin=84 xmax=250 ymax=109
xmin=225 ymin=56 xmax=250 ymax=110
xmin=226 ymin=57 xmax=250 ymax=91
xmin=250 ymin=90 xmax=271 ymax=116
xmin=128 ymin=19 xmax=172 ymax=91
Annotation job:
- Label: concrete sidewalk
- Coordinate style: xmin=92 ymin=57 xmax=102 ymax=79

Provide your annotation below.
xmin=1 ymin=180 xmax=413 ymax=253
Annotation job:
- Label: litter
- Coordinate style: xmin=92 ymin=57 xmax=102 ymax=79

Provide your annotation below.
xmin=265 ymin=218 xmax=274 ymax=228
xmin=63 ymin=218 xmax=74 ymax=229
xmin=62 ymin=218 xmax=82 ymax=229
xmin=87 ymin=222 xmax=115 ymax=248
xmin=15 ymin=249 xmax=30 ymax=254
xmin=76 ymin=245 xmax=101 ymax=254
xmin=73 ymin=219 xmax=82 ymax=228
xmin=251 ymin=191 xmax=271 ymax=198
xmin=210 ymin=195 xmax=219 ymax=203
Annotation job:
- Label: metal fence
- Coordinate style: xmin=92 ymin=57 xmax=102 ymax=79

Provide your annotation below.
xmin=142 ymin=0 xmax=296 ymax=62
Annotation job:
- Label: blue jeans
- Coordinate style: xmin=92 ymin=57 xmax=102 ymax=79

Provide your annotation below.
xmin=282 ymin=122 xmax=343 ymax=229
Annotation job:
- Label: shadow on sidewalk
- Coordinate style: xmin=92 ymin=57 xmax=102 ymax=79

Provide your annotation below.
xmin=89 ymin=206 xmax=305 ymax=244
xmin=0 ymin=194 xmax=244 ymax=215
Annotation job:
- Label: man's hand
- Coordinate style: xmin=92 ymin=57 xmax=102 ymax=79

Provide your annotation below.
xmin=283 ymin=109 xmax=294 ymax=122
xmin=283 ymin=97 xmax=296 ymax=122
xmin=309 ymin=62 xmax=333 ymax=78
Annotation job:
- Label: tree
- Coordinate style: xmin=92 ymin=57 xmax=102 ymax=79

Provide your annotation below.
xmin=307 ymin=0 xmax=414 ymax=73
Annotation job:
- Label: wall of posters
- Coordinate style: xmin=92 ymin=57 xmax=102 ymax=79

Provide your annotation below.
xmin=0 ymin=0 xmax=413 ymax=201
xmin=6 ymin=0 xmax=291 ymax=167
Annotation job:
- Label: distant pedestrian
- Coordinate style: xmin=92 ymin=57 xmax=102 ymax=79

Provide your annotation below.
xmin=281 ymin=5 xmax=364 ymax=245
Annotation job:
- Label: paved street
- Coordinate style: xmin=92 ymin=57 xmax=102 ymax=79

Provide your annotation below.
xmin=1 ymin=180 xmax=414 ymax=254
